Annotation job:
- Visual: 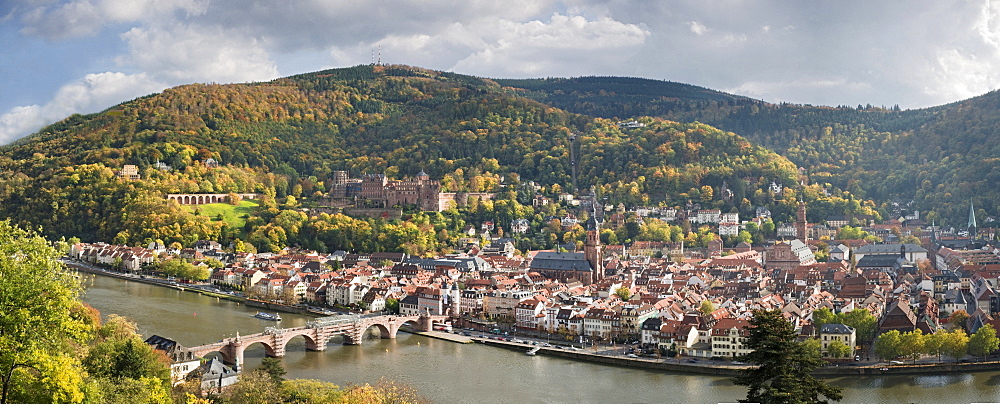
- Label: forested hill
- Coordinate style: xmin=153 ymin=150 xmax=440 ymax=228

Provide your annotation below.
xmin=0 ymin=64 xmax=815 ymax=245
xmin=500 ymin=76 xmax=997 ymax=225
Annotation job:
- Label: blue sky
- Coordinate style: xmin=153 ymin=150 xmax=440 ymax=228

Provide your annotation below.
xmin=3 ymin=0 xmax=1000 ymax=144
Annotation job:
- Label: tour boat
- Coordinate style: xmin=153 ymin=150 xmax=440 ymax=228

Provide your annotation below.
xmin=254 ymin=312 xmax=282 ymax=321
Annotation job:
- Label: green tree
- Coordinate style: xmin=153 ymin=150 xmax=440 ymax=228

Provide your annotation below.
xmin=259 ymin=357 xmax=287 ymax=384
xmin=281 ymin=379 xmax=343 ymax=403
xmin=733 ymin=309 xmax=842 ymax=404
xmin=968 ymin=324 xmax=1000 ymax=360
xmin=924 ymin=331 xmax=945 ymax=361
xmin=874 ymin=330 xmax=902 ymax=360
xmin=898 ymin=330 xmax=925 ymax=362
xmin=941 ymin=329 xmax=970 ymax=360
xmin=811 ymin=308 xmax=835 ymax=328
xmin=0 ymin=221 xmax=91 ymax=404
xmin=825 ymin=340 xmax=851 ymax=359
xmin=385 ymin=298 xmax=400 ymax=314
xmin=222 ymin=369 xmax=283 ymax=404
xmin=838 ymin=309 xmax=877 ymax=343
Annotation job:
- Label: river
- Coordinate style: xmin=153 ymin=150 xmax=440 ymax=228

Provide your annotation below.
xmin=80 ymin=274 xmax=1000 ymax=403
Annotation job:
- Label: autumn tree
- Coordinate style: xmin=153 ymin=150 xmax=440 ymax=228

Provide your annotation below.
xmin=949 ymin=310 xmax=970 ymax=333
xmin=733 ymin=309 xmax=842 ymax=404
xmin=614 ymin=286 xmax=633 ymax=301
xmin=0 ymin=221 xmax=92 ymax=404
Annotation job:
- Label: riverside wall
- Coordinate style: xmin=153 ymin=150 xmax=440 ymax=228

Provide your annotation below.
xmin=478 ymin=339 xmax=1000 ymax=377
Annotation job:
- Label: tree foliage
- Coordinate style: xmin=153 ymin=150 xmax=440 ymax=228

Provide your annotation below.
xmin=733 ymin=309 xmax=842 ymax=404
xmin=968 ymin=324 xmax=1000 ymax=359
xmin=0 ymin=220 xmax=91 ymax=404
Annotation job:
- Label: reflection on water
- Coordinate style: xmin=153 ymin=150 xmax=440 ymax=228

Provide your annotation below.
xmin=82 ymin=274 xmax=1000 ymax=404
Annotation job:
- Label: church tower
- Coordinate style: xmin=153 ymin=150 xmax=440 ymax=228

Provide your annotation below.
xmin=584 ymin=204 xmax=603 ymax=284
xmin=969 ymin=201 xmax=978 ymax=239
xmin=448 ymin=282 xmax=461 ymax=318
xmin=796 ymin=201 xmax=808 ymax=242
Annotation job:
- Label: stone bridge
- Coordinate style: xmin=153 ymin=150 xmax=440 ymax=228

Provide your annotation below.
xmin=166 ymin=193 xmax=258 ymax=205
xmin=188 ymin=314 xmax=447 ymax=368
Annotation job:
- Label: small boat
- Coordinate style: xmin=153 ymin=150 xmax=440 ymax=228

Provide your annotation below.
xmin=526 ymin=347 xmax=540 ymax=356
xmin=254 ymin=312 xmax=282 ymax=321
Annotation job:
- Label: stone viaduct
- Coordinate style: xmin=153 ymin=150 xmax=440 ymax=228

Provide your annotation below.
xmin=166 ymin=193 xmax=258 ymax=205
xmin=188 ymin=314 xmax=446 ymax=368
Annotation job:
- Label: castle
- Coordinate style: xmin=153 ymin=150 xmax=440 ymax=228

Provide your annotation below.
xmin=329 ymin=170 xmax=494 ymax=212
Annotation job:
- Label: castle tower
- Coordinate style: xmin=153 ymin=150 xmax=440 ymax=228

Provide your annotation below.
xmin=796 ymin=201 xmax=808 ymax=242
xmin=585 ymin=204 xmax=603 ymax=284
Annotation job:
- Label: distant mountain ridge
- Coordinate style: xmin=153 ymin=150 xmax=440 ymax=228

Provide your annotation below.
xmin=499 ymin=76 xmax=998 ymax=226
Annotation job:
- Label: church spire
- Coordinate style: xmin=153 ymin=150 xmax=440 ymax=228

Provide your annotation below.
xmin=969 ymin=201 xmax=978 ymax=238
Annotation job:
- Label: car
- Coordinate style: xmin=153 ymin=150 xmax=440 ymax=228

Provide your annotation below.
xmin=570 ymin=346 xmax=582 ymax=351
xmin=542 ymin=343 xmax=552 ymax=347
xmin=890 ymin=361 xmax=904 ymax=365
xmin=626 ymin=354 xmax=638 ymax=358
xmin=855 ymin=356 xmax=861 ymax=361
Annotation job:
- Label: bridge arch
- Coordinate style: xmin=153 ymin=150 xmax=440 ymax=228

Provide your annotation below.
xmin=195 ymin=348 xmax=235 ymax=365
xmin=240 ymin=340 xmax=278 ymax=359
xmin=280 ymin=332 xmax=323 ymax=352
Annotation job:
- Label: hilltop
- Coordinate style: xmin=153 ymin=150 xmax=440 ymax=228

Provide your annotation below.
xmin=0 ymin=64 xmax=810 ymax=248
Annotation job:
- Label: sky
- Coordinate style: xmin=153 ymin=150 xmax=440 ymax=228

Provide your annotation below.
xmin=3 ymin=0 xmax=1000 ymax=145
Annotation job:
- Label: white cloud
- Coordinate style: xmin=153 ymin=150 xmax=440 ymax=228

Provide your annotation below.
xmin=19 ymin=0 xmax=207 ymax=39
xmin=726 ymin=78 xmax=872 ymax=104
xmin=451 ymin=14 xmax=649 ymax=76
xmin=119 ymin=24 xmax=279 ymax=84
xmin=0 ymin=106 xmax=46 ymax=145
xmin=689 ymin=21 xmax=708 ymax=35
xmin=926 ymin=48 xmax=1000 ymax=101
xmin=0 ymin=72 xmax=165 ymax=144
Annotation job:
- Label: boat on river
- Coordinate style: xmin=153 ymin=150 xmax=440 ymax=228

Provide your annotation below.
xmin=526 ymin=347 xmax=540 ymax=356
xmin=254 ymin=311 xmax=282 ymax=321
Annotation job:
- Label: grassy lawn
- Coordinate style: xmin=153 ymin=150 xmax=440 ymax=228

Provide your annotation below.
xmin=186 ymin=199 xmax=258 ymax=229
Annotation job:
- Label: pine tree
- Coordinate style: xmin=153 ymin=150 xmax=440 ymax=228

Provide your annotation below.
xmin=733 ymin=309 xmax=842 ymax=404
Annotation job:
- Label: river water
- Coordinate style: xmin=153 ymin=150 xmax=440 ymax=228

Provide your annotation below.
xmin=80 ymin=274 xmax=1000 ymax=403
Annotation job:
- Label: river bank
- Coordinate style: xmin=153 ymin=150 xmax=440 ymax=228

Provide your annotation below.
xmin=67 ymin=262 xmax=325 ymax=317
xmin=74 ymin=266 xmax=1000 ymax=377
xmin=477 ymin=337 xmax=1000 ymax=376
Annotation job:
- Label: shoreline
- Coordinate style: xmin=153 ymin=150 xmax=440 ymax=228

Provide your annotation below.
xmin=74 ymin=265 xmax=1000 ymax=376
xmin=475 ymin=338 xmax=1000 ymax=376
